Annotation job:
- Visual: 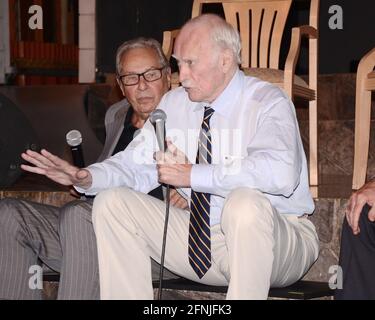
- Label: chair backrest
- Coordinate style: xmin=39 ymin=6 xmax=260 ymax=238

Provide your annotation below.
xmin=162 ymin=29 xmax=181 ymax=60
xmin=192 ymin=0 xmax=293 ymax=69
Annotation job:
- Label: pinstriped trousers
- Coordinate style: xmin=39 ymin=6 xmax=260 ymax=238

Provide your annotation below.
xmin=0 ymin=197 xmax=177 ymax=300
xmin=0 ymin=198 xmax=100 ymax=300
xmin=93 ymin=187 xmax=320 ymax=300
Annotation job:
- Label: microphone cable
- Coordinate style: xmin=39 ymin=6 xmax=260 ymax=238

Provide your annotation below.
xmin=149 ymin=109 xmax=170 ymax=300
xmin=157 ymin=184 xmax=171 ymax=300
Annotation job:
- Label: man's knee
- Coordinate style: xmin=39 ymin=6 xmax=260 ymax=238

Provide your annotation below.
xmin=92 ymin=187 xmax=133 ymax=224
xmin=59 ymin=200 xmax=93 ymax=229
xmin=342 ymin=204 xmax=374 ymax=243
xmin=222 ymin=187 xmax=274 ymax=227
xmin=0 ymin=198 xmax=26 ymax=230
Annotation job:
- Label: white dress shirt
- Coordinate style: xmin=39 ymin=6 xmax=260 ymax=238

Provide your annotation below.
xmin=76 ymin=69 xmax=314 ymax=226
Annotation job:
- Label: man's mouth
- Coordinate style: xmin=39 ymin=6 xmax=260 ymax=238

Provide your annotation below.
xmin=137 ymin=96 xmax=153 ymax=103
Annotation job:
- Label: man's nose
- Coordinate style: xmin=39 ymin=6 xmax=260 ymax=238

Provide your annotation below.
xmin=178 ymin=64 xmax=189 ymax=83
xmin=137 ymin=75 xmax=149 ymax=90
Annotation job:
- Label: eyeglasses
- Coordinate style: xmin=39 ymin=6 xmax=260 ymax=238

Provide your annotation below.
xmin=118 ymin=67 xmax=165 ymax=86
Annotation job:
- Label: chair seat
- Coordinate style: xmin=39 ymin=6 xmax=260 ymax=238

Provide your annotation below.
xmin=243 ymin=68 xmax=316 ymax=101
xmin=153 ymin=278 xmax=334 ymax=300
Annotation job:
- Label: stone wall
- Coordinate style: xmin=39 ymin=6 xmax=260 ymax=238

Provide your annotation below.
xmin=304 ymin=199 xmax=347 ymax=282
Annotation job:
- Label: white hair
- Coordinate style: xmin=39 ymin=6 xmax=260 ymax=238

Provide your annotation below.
xmin=211 ymin=19 xmax=242 ymax=65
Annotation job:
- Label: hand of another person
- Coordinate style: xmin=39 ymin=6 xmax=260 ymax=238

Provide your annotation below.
xmin=169 ymin=188 xmax=189 ymax=210
xmin=346 ymin=180 xmax=375 ymax=235
xmin=155 ymin=140 xmax=192 ymax=188
xmin=21 ymin=149 xmax=92 ymax=189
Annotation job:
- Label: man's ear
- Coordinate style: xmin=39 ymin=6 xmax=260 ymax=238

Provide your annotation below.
xmin=221 ymin=48 xmax=235 ymax=74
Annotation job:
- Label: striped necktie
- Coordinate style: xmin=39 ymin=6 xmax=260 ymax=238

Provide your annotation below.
xmin=188 ymin=106 xmax=214 ymax=278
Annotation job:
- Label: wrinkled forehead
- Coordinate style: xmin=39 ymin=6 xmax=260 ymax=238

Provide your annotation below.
xmin=120 ymin=47 xmax=160 ymax=73
xmin=174 ymin=25 xmax=213 ymax=59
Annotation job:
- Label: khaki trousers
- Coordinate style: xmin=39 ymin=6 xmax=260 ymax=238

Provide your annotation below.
xmin=92 ymin=187 xmax=319 ymax=300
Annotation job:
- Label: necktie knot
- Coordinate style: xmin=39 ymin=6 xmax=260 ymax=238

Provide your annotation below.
xmin=203 ymin=106 xmax=215 ymax=123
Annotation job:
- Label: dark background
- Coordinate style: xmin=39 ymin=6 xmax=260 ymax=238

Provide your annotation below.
xmin=96 ymin=0 xmax=375 ymax=75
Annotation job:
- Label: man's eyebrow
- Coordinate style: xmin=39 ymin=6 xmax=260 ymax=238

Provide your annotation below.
xmin=171 ymin=56 xmax=195 ymax=63
xmin=122 ymin=66 xmax=161 ymax=75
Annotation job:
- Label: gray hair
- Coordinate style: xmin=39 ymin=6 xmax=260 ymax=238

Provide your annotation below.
xmin=186 ymin=14 xmax=242 ymax=65
xmin=116 ymin=37 xmax=169 ymax=75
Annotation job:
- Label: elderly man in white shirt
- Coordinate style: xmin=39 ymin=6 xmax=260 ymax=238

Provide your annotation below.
xmin=24 ymin=14 xmax=319 ymax=300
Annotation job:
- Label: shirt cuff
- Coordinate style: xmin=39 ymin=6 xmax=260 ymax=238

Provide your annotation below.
xmin=191 ymin=164 xmax=214 ymax=194
xmin=73 ymin=165 xmax=107 ymax=196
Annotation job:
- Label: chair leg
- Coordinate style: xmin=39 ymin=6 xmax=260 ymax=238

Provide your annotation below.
xmin=309 ymin=98 xmax=318 ymax=198
xmin=353 ymin=89 xmax=372 ymax=190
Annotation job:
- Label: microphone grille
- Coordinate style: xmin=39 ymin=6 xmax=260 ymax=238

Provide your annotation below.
xmin=66 ymin=130 xmax=82 ymax=147
xmin=150 ymin=109 xmax=167 ymax=124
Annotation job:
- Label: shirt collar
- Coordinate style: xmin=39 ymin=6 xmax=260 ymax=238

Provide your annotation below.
xmin=193 ymin=69 xmax=243 ymax=118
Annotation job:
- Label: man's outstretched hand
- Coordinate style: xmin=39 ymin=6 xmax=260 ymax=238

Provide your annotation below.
xmin=21 ymin=149 xmax=92 ymax=189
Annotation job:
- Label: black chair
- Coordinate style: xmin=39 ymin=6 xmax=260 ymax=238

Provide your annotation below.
xmin=43 ymin=272 xmax=333 ymax=300
xmin=152 ymin=278 xmax=334 ymax=300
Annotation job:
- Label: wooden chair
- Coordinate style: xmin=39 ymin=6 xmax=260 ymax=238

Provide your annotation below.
xmin=352 ymin=48 xmax=375 ymax=190
xmin=162 ymin=29 xmax=181 ymax=89
xmin=162 ymin=0 xmax=320 ymax=197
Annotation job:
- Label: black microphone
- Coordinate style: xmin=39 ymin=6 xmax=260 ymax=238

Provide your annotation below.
xmin=66 ymin=130 xmax=85 ymax=168
xmin=150 ymin=109 xmax=170 ymax=300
